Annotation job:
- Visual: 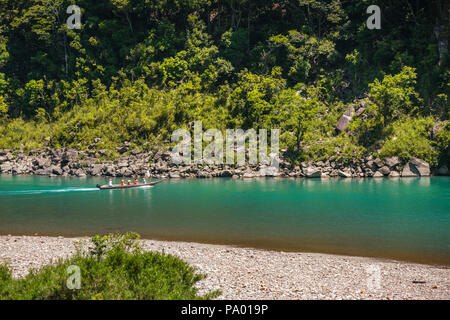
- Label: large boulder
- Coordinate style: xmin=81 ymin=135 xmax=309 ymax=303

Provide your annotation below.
xmin=373 ymin=158 xmax=384 ymax=168
xmin=409 ymin=157 xmax=430 ymax=176
xmin=384 ymin=156 xmax=401 ymax=168
xmin=259 ymin=166 xmax=279 ymax=177
xmin=336 ymin=106 xmax=354 ymax=132
xmin=373 ymin=171 xmax=384 ymax=178
xmin=379 ymin=166 xmax=391 ymax=176
xmin=169 ymin=172 xmax=180 ymax=179
xmin=88 ymin=164 xmax=103 ymax=176
xmin=220 ymin=170 xmax=233 ymax=177
xmin=305 ymin=167 xmax=321 ymax=178
xmin=401 ymin=163 xmax=420 ymax=177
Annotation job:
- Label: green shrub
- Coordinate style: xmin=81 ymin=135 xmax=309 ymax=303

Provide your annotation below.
xmin=379 ymin=117 xmax=438 ymax=165
xmin=0 ymin=233 xmax=220 ymax=300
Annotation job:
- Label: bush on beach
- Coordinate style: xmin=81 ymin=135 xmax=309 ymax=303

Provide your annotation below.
xmin=0 ymin=233 xmax=220 ymax=300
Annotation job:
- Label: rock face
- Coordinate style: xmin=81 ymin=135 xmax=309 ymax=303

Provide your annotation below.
xmin=402 ymin=163 xmax=420 ymax=177
xmin=336 ymin=106 xmax=354 ymax=132
xmin=401 ymin=158 xmax=430 ymax=177
xmin=0 ymin=148 xmax=436 ymax=180
xmin=409 ymin=157 xmax=430 ymax=176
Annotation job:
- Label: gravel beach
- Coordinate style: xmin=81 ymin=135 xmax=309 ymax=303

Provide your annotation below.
xmin=0 ymin=235 xmax=448 ymax=300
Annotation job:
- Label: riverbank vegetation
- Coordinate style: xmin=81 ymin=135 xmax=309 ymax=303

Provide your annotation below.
xmin=0 ymin=233 xmax=219 ymax=299
xmin=0 ymin=1 xmax=448 ymax=167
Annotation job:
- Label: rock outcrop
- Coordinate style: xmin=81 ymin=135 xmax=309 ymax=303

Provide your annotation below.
xmin=0 ymin=148 xmax=436 ymax=180
xmin=409 ymin=157 xmax=430 ymax=176
xmin=336 ymin=105 xmax=354 ymax=132
xmin=305 ymin=167 xmax=321 ymax=178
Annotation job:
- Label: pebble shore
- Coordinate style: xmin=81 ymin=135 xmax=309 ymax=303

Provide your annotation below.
xmin=0 ymin=235 xmax=448 ymax=300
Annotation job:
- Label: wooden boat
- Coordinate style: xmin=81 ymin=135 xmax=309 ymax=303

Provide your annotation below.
xmin=96 ymin=179 xmax=163 ymax=190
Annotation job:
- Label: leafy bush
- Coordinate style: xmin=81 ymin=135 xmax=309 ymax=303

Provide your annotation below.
xmin=379 ymin=117 xmax=438 ymax=165
xmin=0 ymin=233 xmax=220 ymax=300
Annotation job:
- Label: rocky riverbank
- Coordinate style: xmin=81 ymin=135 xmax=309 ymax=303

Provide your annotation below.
xmin=0 ymin=235 xmax=448 ymax=300
xmin=0 ymin=146 xmax=448 ymax=179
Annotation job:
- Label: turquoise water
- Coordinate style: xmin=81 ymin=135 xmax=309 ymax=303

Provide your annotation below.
xmin=0 ymin=175 xmax=449 ymax=265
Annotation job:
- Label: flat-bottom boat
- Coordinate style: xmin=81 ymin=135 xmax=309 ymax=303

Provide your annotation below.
xmin=96 ymin=179 xmax=163 ymax=190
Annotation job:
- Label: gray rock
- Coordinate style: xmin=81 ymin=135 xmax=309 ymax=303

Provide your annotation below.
xmin=373 ymin=171 xmax=384 ymax=178
xmin=89 ymin=164 xmax=103 ymax=176
xmin=338 ymin=170 xmax=352 ymax=178
xmin=0 ymin=163 xmax=12 ymax=173
xmin=402 ymin=163 xmax=420 ymax=177
xmin=379 ymin=166 xmax=391 ymax=176
xmin=259 ymin=166 xmax=279 ymax=177
xmin=169 ymin=172 xmax=180 ymax=179
xmin=197 ymin=171 xmax=211 ymax=178
xmin=336 ymin=106 xmax=354 ymax=132
xmin=305 ymin=167 xmax=321 ymax=178
xmin=62 ymin=149 xmax=78 ymax=162
xmin=388 ymin=171 xmax=400 ymax=177
xmin=409 ymin=157 xmax=430 ymax=176
xmin=385 ymin=156 xmax=400 ymax=168
xmin=105 ymin=166 xmax=115 ymax=176
xmin=220 ymin=170 xmax=233 ymax=177
xmin=51 ymin=166 xmax=62 ymax=175
xmin=366 ymin=160 xmax=375 ymax=169
xmin=373 ymin=158 xmax=383 ymax=168
xmin=243 ymin=172 xmax=255 ymax=178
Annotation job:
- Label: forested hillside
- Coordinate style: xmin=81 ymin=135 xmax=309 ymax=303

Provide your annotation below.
xmin=0 ymin=0 xmax=448 ymax=167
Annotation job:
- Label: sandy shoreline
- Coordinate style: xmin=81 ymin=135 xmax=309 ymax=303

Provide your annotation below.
xmin=0 ymin=235 xmax=448 ymax=300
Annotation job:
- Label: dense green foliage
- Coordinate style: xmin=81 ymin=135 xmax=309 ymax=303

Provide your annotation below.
xmin=0 ymin=0 xmax=448 ymax=166
xmin=0 ymin=233 xmax=219 ymax=300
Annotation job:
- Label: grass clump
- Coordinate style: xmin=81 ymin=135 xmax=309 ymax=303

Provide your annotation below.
xmin=0 ymin=233 xmax=220 ymax=300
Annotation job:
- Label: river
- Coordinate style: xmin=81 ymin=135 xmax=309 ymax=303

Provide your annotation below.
xmin=0 ymin=175 xmax=449 ymax=265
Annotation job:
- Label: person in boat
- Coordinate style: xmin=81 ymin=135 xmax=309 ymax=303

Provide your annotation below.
xmin=127 ymin=180 xmax=131 ymax=185
xmin=121 ymin=179 xmax=124 ymax=186
xmin=143 ymin=177 xmax=147 ymax=184
xmin=133 ymin=179 xmax=137 ymax=185
xmin=108 ymin=178 xmax=113 ymax=186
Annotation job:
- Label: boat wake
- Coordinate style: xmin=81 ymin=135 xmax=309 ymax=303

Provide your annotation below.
xmin=0 ymin=187 xmax=99 ymax=196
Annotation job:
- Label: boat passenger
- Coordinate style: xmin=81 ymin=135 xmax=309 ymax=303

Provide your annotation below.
xmin=121 ymin=180 xmax=124 ymax=186
xmin=143 ymin=178 xmax=147 ymax=184
xmin=133 ymin=179 xmax=137 ymax=185
xmin=127 ymin=180 xmax=131 ymax=185
xmin=109 ymin=179 xmax=113 ymax=186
